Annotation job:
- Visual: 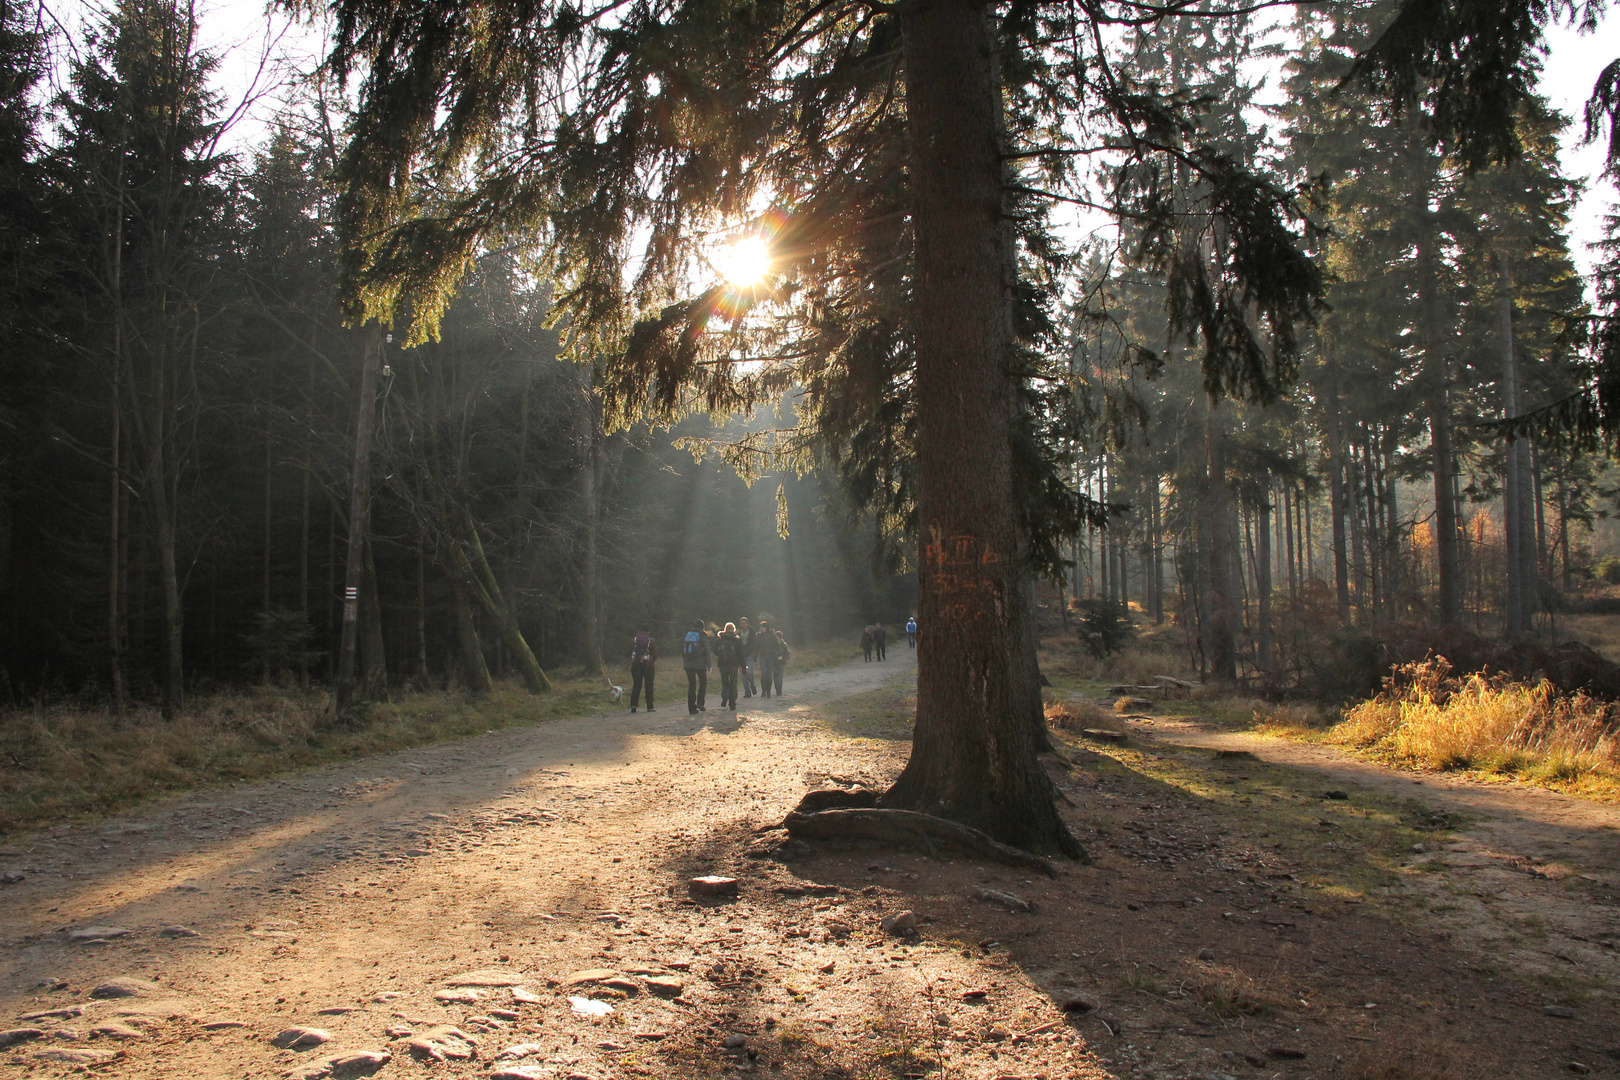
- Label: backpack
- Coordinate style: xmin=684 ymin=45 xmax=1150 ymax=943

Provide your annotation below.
xmin=683 ymin=630 xmax=703 ymax=657
xmin=631 ymin=632 xmax=653 ymax=663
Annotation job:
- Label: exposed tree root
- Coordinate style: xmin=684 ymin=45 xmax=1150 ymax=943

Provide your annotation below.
xmin=782 ymin=807 xmax=1059 ymax=877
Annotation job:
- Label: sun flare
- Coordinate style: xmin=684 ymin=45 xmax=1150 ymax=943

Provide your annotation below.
xmin=716 ymin=234 xmax=772 ymax=288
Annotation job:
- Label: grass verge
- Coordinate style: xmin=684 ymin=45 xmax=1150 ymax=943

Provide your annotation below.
xmin=1 ymin=634 xmax=867 ymax=835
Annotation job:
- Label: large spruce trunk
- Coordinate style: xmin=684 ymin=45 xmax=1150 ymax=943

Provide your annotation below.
xmin=879 ymin=0 xmax=1079 ymax=858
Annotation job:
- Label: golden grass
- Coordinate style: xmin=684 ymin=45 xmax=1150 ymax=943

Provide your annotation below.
xmin=0 ymin=632 xmax=869 ymax=836
xmin=1044 ymin=698 xmax=1123 ymax=733
xmin=0 ymin=677 xmax=609 ymax=834
xmin=1328 ymin=657 xmax=1620 ymax=798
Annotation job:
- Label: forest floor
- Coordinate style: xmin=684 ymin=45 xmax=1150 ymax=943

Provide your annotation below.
xmin=1 ymin=648 xmax=1617 ymax=1080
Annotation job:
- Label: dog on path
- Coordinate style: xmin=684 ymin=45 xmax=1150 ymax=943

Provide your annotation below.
xmin=607 ymin=676 xmax=624 ymax=704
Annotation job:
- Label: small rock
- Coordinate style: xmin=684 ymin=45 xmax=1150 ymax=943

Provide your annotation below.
xmin=90 ymin=1022 xmax=145 ymax=1040
xmin=722 ymin=1034 xmax=748 ymax=1050
xmin=568 ymin=997 xmax=614 ymax=1018
xmin=1203 ymin=1072 xmax=1239 ymax=1080
xmin=689 ymin=875 xmax=740 ymax=898
xmin=880 ymin=910 xmax=918 ymax=936
xmin=370 ymin=991 xmax=402 ymax=1003
xmin=562 ymin=968 xmax=623 ymax=987
xmin=1320 ymin=791 xmax=1348 ymax=800
xmin=971 ymin=887 xmax=1032 ymax=913
xmin=1197 ymin=948 xmax=1216 ymax=961
xmin=824 ymin=920 xmax=854 ymax=938
xmin=201 ymin=1020 xmax=249 ymax=1030
xmin=386 ymin=1025 xmax=414 ymax=1038
xmin=984 ymin=1026 xmax=1010 ymax=1042
xmin=488 ymin=1008 xmax=521 ymax=1021
xmin=19 ymin=1006 xmax=82 ymax=1022
xmin=641 ymin=976 xmax=684 ymax=997
xmin=445 ymin=969 xmax=527 ymax=987
xmin=510 ymin=987 xmax=543 ymax=1004
xmin=69 ymin=926 xmax=132 ymax=944
xmin=90 ymin=977 xmax=163 ymax=998
xmin=1569 ymin=1064 xmax=1592 ymax=1075
xmin=1 ymin=871 xmax=25 ymax=884
xmin=1060 ymin=998 xmax=1095 ymax=1014
xmin=959 ymin=990 xmax=988 ymax=1002
xmin=496 ymin=1041 xmax=543 ymax=1059
xmin=158 ymin=925 xmax=200 ymax=938
xmin=271 ymin=1027 xmax=334 ymax=1050
xmin=34 ymin=977 xmax=68 ymax=992
xmin=287 ymin=1049 xmax=392 ymax=1080
xmin=32 ymin=1047 xmax=119 ymax=1064
xmin=817 ymin=961 xmax=836 ymax=975
xmin=602 ymin=977 xmax=641 ymax=995
xmin=1267 ymin=1047 xmax=1307 ymax=1060
xmin=0 ymin=1029 xmax=44 ymax=1048
xmin=488 ymin=1068 xmax=548 ymax=1080
xmin=1544 ymin=1005 xmax=1576 ymax=1019
xmin=406 ymin=1025 xmax=478 ymax=1061
xmin=432 ymin=989 xmax=484 ymax=1004
xmin=1412 ymin=843 xmax=1426 ymax=854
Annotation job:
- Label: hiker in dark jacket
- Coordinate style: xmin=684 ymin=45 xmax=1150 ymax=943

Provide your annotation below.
xmin=763 ymin=627 xmax=791 ymax=696
xmin=738 ymin=617 xmax=759 ymax=697
xmin=681 ymin=619 xmax=712 ymax=713
xmin=714 ymin=622 xmax=744 ymax=710
xmin=874 ymin=622 xmax=888 ymax=661
xmin=756 ymin=620 xmax=776 ymax=697
xmin=860 ymin=624 xmax=874 ymax=662
xmin=629 ymin=624 xmax=658 ymax=713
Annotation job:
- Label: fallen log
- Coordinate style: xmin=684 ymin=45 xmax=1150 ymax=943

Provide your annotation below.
xmin=782 ymin=808 xmax=1062 ymax=876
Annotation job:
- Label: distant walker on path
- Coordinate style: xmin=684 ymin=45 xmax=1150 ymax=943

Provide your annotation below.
xmin=906 ymin=616 xmax=917 ymax=648
xmin=682 ymin=619 xmax=711 ymax=714
xmin=874 ymin=622 xmax=888 ymax=661
xmin=629 ymin=624 xmax=657 ymax=712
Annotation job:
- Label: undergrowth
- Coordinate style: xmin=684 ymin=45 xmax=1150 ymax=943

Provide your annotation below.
xmin=1327 ymin=657 xmax=1620 ymax=799
xmin=0 ymin=635 xmax=867 ymax=834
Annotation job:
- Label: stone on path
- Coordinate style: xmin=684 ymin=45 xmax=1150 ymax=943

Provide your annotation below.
xmin=201 ymin=1020 xmax=249 ymax=1030
xmin=272 ymin=1027 xmax=334 ymax=1050
xmin=495 ymin=1041 xmax=543 ymax=1059
xmin=406 ymin=1025 xmax=478 ymax=1061
xmin=688 ymin=875 xmax=739 ymax=898
xmin=432 ymin=988 xmax=484 ymax=1004
xmin=107 ymin=999 xmax=193 ymax=1021
xmin=69 ymin=925 xmax=133 ymax=944
xmin=19 ymin=1006 xmax=82 ymax=1022
xmin=880 ymin=910 xmax=918 ymax=936
xmin=0 ymin=1028 xmax=44 ymax=1048
xmin=90 ymin=1021 xmax=146 ymax=1040
xmin=568 ymin=997 xmax=613 ymax=1019
xmin=445 ymin=969 xmax=527 ymax=987
xmin=90 ymin=977 xmax=164 ymax=998
xmin=641 ymin=976 xmax=684 ymax=997
xmin=286 ymin=1049 xmax=392 ymax=1080
xmin=561 ymin=969 xmax=622 ymax=988
xmin=510 ymin=987 xmax=543 ymax=1004
xmin=971 ymin=887 xmax=1033 ymax=913
xmin=488 ymin=1067 xmax=549 ymax=1080
xmin=158 ymin=925 xmax=200 ymax=938
xmin=33 ymin=1047 xmax=120 ymax=1064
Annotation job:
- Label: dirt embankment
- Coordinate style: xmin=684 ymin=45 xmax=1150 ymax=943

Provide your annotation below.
xmin=0 ymin=649 xmax=1615 ymax=1079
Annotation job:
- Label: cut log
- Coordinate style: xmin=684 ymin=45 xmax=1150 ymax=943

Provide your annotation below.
xmin=782 ymin=809 xmax=1063 ymax=876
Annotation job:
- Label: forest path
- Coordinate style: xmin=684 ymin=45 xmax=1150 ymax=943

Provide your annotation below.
xmin=1126 ymin=713 xmax=1620 ymax=989
xmin=0 ymin=645 xmax=1104 ymax=1080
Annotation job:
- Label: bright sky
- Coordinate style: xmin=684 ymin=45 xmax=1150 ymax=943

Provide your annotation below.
xmin=42 ymin=0 xmax=1619 ymax=280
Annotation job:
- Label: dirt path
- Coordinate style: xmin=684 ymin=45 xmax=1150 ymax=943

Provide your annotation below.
xmin=0 ymin=651 xmax=1107 ymax=1080
xmin=4 ymin=658 xmax=1620 ymax=1079
xmin=1127 ymin=714 xmax=1620 ymax=989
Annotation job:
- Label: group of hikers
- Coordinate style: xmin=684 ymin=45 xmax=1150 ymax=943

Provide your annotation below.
xmin=626 ymin=617 xmax=791 ymax=715
xmin=860 ymin=617 xmax=918 ymax=662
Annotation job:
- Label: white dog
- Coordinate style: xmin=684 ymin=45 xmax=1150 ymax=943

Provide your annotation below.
xmin=607 ymin=676 xmax=624 ymax=704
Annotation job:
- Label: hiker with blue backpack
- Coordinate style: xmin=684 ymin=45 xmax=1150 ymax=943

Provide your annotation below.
xmin=681 ymin=619 xmax=712 ymax=714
